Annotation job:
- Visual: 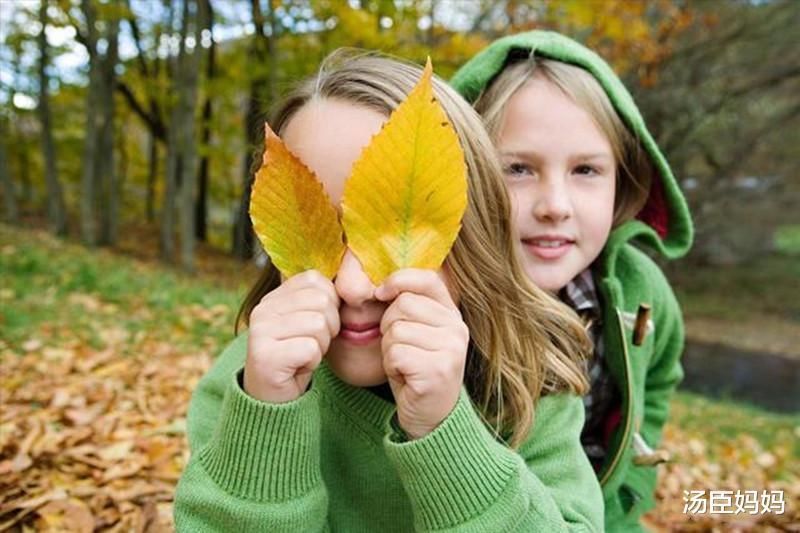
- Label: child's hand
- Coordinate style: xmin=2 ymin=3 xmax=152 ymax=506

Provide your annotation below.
xmin=244 ymin=270 xmax=340 ymax=403
xmin=375 ymin=269 xmax=468 ymax=440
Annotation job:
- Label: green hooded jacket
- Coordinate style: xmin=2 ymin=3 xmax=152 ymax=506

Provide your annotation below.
xmin=452 ymin=31 xmax=694 ymax=532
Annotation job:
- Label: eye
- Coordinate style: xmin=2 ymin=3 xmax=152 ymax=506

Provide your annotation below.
xmin=574 ymin=164 xmax=600 ymax=176
xmin=503 ymin=162 xmax=534 ymax=181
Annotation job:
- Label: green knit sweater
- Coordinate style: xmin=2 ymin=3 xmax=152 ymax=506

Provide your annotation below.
xmin=174 ymin=334 xmax=604 ymax=531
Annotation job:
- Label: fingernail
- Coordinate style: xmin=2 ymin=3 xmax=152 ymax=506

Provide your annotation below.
xmin=374 ymin=285 xmax=385 ymax=299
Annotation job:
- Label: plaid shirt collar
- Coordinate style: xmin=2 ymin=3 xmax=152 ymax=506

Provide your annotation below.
xmin=559 ymin=268 xmax=601 ymax=320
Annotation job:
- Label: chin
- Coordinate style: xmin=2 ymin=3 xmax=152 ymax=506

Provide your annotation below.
xmin=526 ymin=268 xmax=570 ymax=293
xmin=327 ymin=345 xmax=387 ymax=387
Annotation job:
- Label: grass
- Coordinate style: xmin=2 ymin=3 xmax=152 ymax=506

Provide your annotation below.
xmin=0 ymin=224 xmax=246 ymax=354
xmin=667 ymin=249 xmax=800 ymax=357
xmin=667 ymin=223 xmax=800 ymax=325
xmin=668 ymin=223 xmax=800 ymax=324
xmin=669 ymin=391 xmax=800 ymax=461
xmin=775 ymin=224 xmax=800 ymax=255
xmin=670 ymin=253 xmax=800 ymax=322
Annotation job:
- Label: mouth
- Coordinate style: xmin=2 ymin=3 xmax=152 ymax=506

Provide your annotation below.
xmin=338 ymin=321 xmax=381 ymax=345
xmin=521 ymin=236 xmax=575 ymax=260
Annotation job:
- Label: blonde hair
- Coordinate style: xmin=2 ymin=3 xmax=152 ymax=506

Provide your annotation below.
xmin=237 ymin=50 xmax=590 ymax=448
xmin=474 ymin=57 xmax=654 ymax=226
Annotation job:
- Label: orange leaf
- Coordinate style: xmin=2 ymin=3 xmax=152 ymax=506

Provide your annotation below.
xmin=249 ymin=124 xmax=346 ymax=279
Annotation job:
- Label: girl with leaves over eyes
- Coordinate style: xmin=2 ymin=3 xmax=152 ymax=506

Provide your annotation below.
xmin=174 ymin=50 xmax=603 ymax=532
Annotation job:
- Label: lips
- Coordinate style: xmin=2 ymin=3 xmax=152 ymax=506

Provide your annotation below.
xmin=338 ymin=321 xmax=381 ymax=345
xmin=521 ymin=235 xmax=575 ymax=260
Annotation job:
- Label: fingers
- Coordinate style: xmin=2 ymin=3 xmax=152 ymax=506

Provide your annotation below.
xmin=377 ymin=270 xmax=468 ymax=352
xmin=260 ymin=311 xmax=334 ymax=355
xmin=245 ymin=336 xmax=323 ymax=396
xmin=245 ymin=271 xmax=338 ymax=404
xmin=381 ymin=342 xmax=432 ymax=382
xmin=276 ymin=270 xmax=339 ymax=310
xmin=253 ymin=270 xmax=340 ymax=337
xmin=254 ymin=336 xmax=324 ymax=373
xmin=269 ymin=288 xmax=340 ymax=336
xmin=377 ymin=271 xmax=469 ymax=440
xmin=275 ymin=336 xmax=325 ymax=372
xmin=281 ymin=269 xmax=336 ymax=292
xmin=374 ymin=269 xmax=456 ymax=309
xmin=382 ymin=340 xmax=465 ymax=398
xmin=379 ymin=291 xmax=458 ymax=334
xmin=381 ymin=318 xmax=467 ymax=354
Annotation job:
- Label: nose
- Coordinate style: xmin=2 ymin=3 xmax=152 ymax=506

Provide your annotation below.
xmin=532 ymin=175 xmax=572 ymax=223
xmin=334 ymin=250 xmax=377 ymax=307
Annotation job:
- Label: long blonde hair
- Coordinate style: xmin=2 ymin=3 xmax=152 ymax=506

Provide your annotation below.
xmin=474 ymin=57 xmax=654 ymax=226
xmin=237 ymin=50 xmax=590 ymax=448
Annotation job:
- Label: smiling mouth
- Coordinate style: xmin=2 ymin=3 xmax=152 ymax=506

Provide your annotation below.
xmin=521 ymin=238 xmax=574 ymax=260
xmin=523 ymin=237 xmax=574 ymax=247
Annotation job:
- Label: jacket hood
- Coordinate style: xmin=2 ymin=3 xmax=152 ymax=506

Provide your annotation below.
xmin=451 ymin=30 xmax=693 ymax=260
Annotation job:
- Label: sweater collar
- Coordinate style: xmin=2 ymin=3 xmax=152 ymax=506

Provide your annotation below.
xmin=314 ymin=362 xmax=396 ymax=431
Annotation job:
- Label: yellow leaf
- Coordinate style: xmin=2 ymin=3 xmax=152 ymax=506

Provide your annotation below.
xmin=249 ymin=124 xmax=346 ymax=279
xmin=97 ymin=440 xmax=135 ymax=462
xmin=37 ymin=498 xmax=94 ymax=533
xmin=341 ymin=58 xmax=468 ymax=284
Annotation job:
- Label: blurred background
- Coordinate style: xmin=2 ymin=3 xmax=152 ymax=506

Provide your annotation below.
xmin=0 ymin=0 xmax=798 ymax=530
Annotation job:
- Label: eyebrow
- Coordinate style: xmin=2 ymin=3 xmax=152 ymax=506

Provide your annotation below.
xmin=573 ymin=153 xmax=613 ymax=161
xmin=499 ymin=150 xmax=612 ymax=161
xmin=499 ymin=150 xmax=539 ymax=160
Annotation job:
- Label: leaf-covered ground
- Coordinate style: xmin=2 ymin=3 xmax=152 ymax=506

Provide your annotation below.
xmin=1 ymin=224 xmax=798 ymax=531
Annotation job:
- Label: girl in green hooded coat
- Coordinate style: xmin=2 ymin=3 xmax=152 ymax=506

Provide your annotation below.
xmin=452 ymin=31 xmax=694 ymax=532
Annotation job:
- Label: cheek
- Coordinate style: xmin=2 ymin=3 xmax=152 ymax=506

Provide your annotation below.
xmin=584 ymin=186 xmax=616 ymax=239
xmin=506 ymin=188 xmax=526 ymax=228
xmin=603 ymin=182 xmax=617 ymax=227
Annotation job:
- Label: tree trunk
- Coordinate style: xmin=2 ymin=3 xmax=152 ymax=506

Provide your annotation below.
xmin=39 ymin=0 xmax=67 ymax=236
xmin=79 ymin=0 xmax=99 ymax=245
xmin=117 ymin=117 xmax=128 ymax=207
xmin=178 ymin=0 xmax=205 ymax=273
xmin=160 ymin=0 xmax=179 ymax=261
xmin=120 ymin=0 xmax=168 ymax=225
xmin=195 ymin=116 xmax=209 ymax=241
xmin=233 ymin=0 xmax=276 ymax=260
xmin=232 ymin=149 xmax=255 ymax=259
xmin=160 ymin=134 xmax=178 ymax=261
xmin=18 ymin=146 xmax=32 ymax=206
xmin=428 ymin=0 xmax=437 ymax=45
xmin=146 ymin=133 xmax=157 ymax=222
xmin=195 ymin=0 xmax=215 ymax=243
xmin=97 ymin=17 xmax=120 ymax=246
xmin=10 ymin=41 xmax=32 ymax=207
xmin=0 ymin=126 xmax=18 ymax=223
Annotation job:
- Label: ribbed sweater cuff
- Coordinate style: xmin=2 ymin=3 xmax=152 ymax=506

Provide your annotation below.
xmin=198 ymin=370 xmax=321 ymax=502
xmin=384 ymin=389 xmax=517 ymax=529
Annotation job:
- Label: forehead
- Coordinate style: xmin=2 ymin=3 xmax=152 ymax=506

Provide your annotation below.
xmin=500 ymin=78 xmax=612 ymax=155
xmin=282 ymin=99 xmax=387 ymax=205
